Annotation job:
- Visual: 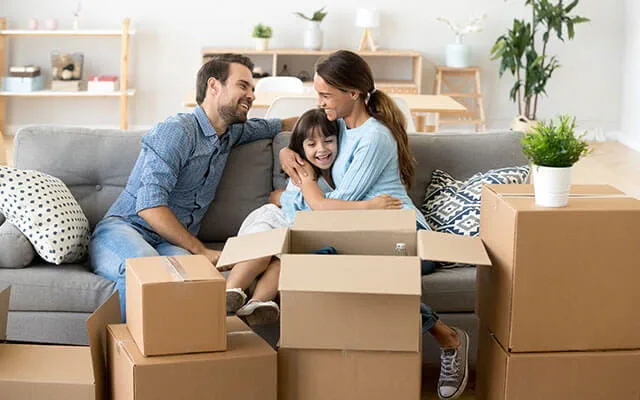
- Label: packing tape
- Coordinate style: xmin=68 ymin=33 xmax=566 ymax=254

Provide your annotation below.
xmin=163 ymin=256 xmax=189 ymax=282
xmin=227 ymin=331 xmax=255 ymax=337
xmin=116 ymin=339 xmax=137 ymax=361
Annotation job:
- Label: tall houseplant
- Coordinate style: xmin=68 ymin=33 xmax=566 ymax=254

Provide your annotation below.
xmin=522 ymin=115 xmax=590 ymax=207
xmin=294 ymin=7 xmax=327 ymax=50
xmin=490 ymin=0 xmax=589 ymax=128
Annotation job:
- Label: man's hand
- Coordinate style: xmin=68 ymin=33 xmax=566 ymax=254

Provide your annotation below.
xmin=366 ymin=195 xmax=403 ymax=210
xmin=279 ymin=147 xmax=307 ymax=185
xmin=198 ymin=248 xmax=221 ymax=266
xmin=269 ymin=188 xmax=285 ymax=207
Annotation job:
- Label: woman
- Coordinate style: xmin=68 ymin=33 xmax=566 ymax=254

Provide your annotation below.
xmin=277 ymin=50 xmax=469 ymax=400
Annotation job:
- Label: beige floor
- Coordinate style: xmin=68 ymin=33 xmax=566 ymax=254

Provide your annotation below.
xmin=1 ymin=136 xmax=638 ymax=400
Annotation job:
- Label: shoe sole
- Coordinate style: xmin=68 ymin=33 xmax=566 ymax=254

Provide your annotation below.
xmin=243 ymin=304 xmax=279 ymax=326
xmin=226 ymin=291 xmax=246 ymax=314
xmin=439 ymin=330 xmax=470 ymax=400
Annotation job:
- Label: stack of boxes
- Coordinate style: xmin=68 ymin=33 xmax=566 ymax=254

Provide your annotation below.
xmin=2 ymin=65 xmax=45 ymax=92
xmin=108 ymin=254 xmax=277 ymax=400
xmin=217 ymin=209 xmax=491 ymax=400
xmin=476 ymin=184 xmax=640 ymax=399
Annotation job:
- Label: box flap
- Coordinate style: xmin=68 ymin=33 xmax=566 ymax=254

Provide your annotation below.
xmin=0 ymin=286 xmax=10 ymax=342
xmin=87 ymin=292 xmax=122 ymax=400
xmin=292 ymin=209 xmax=416 ymax=231
xmin=417 ymin=230 xmax=491 ymax=266
xmin=487 ymin=184 xmax=627 ymax=197
xmin=128 ymin=254 xmax=224 ymax=284
xmin=279 ymin=254 xmax=421 ymax=295
xmin=217 ymin=228 xmax=289 ymax=270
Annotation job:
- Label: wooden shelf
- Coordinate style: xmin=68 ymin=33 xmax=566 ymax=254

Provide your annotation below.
xmin=0 ymin=29 xmax=136 ymax=37
xmin=201 ymin=48 xmax=420 ymax=57
xmin=0 ymin=89 xmax=136 ymax=97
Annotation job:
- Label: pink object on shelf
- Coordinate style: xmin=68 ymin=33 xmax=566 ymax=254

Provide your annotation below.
xmin=88 ymin=75 xmax=119 ymax=82
xmin=28 ymin=18 xmax=39 ymax=30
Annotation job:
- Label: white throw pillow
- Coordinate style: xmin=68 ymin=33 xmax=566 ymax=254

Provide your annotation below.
xmin=0 ymin=166 xmax=90 ymax=264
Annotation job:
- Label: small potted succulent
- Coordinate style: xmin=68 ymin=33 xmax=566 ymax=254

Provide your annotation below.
xmin=252 ymin=23 xmax=273 ymax=51
xmin=521 ymin=115 xmax=590 ymax=207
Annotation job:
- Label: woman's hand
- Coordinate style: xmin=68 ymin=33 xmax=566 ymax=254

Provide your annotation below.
xmin=269 ymin=188 xmax=285 ymax=207
xmin=279 ymin=147 xmax=308 ymax=185
xmin=366 ymin=194 xmax=403 ymax=210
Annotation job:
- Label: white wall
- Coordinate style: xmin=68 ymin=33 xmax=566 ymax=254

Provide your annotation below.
xmin=3 ymin=0 xmax=625 ymax=136
xmin=620 ymin=0 xmax=640 ymax=151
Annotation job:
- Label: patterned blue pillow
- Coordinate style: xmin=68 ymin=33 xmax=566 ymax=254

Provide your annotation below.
xmin=421 ymin=166 xmax=530 ymax=237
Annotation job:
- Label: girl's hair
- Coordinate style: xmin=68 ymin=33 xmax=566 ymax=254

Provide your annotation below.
xmin=315 ymin=50 xmax=415 ymax=189
xmin=288 ymin=108 xmax=340 ymax=178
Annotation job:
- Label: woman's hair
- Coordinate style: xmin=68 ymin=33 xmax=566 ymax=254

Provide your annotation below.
xmin=288 ymin=108 xmax=340 ymax=177
xmin=315 ymin=50 xmax=415 ymax=189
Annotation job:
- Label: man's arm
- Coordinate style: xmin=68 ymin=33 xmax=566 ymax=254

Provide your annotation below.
xmin=138 ymin=206 xmax=220 ymax=264
xmin=233 ymin=116 xmax=298 ymax=147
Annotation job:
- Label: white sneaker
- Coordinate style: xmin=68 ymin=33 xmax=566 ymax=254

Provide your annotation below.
xmin=237 ymin=300 xmax=280 ymax=326
xmin=226 ymin=288 xmax=247 ymax=314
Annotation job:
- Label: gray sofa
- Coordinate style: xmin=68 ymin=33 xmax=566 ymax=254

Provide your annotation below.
xmin=1 ymin=125 xmax=526 ymax=366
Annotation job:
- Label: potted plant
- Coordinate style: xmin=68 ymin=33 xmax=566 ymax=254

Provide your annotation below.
xmin=490 ymin=0 xmax=589 ymax=132
xmin=436 ymin=14 xmax=487 ymax=68
xmin=294 ymin=7 xmax=327 ymax=51
xmin=522 ymin=115 xmax=590 ymax=207
xmin=252 ymin=23 xmax=272 ymax=51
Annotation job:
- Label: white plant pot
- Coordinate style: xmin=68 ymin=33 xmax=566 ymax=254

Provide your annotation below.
xmin=533 ymin=165 xmax=572 ymax=207
xmin=303 ymin=21 xmax=323 ymax=51
xmin=511 ymin=115 xmax=537 ymax=133
xmin=255 ymin=38 xmax=269 ymax=51
xmin=445 ymin=43 xmax=471 ymax=68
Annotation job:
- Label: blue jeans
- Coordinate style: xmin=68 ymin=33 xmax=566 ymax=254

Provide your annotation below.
xmin=89 ymin=217 xmax=191 ymax=322
xmin=418 ymin=223 xmax=439 ymax=333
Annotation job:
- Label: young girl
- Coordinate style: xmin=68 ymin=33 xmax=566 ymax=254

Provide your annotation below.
xmin=225 ymin=108 xmax=402 ymax=326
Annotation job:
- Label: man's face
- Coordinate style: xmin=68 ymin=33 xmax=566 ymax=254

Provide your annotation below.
xmin=314 ymin=73 xmax=357 ymax=121
xmin=216 ymin=63 xmax=255 ymax=125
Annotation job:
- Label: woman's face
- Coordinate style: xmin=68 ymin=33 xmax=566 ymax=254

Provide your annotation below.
xmin=302 ymin=128 xmax=338 ymax=170
xmin=314 ymin=73 xmax=358 ymax=121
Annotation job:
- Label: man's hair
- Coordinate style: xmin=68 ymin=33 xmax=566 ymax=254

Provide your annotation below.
xmin=196 ymin=53 xmax=254 ymax=105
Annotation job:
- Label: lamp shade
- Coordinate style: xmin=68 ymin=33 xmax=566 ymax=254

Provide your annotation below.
xmin=355 ymin=8 xmax=380 ymax=28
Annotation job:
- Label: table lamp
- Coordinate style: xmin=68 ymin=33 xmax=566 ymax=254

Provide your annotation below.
xmin=355 ymin=8 xmax=379 ymax=52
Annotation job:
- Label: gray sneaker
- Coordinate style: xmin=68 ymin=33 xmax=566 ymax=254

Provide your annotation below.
xmin=226 ymin=288 xmax=247 ymax=314
xmin=437 ymin=327 xmax=469 ymax=400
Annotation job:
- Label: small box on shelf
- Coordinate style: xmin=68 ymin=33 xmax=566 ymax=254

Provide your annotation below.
xmin=88 ymin=75 xmax=118 ymax=93
xmin=51 ymin=79 xmax=82 ymax=92
xmin=2 ymin=75 xmax=45 ymax=93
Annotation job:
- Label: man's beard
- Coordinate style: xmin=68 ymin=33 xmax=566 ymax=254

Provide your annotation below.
xmin=218 ymin=101 xmax=248 ymax=126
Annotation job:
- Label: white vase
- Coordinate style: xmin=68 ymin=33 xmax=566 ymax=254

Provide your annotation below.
xmin=255 ymin=38 xmax=269 ymax=51
xmin=533 ymin=165 xmax=572 ymax=207
xmin=303 ymin=21 xmax=323 ymax=51
xmin=445 ymin=36 xmax=471 ymax=68
xmin=510 ymin=115 xmax=538 ymax=133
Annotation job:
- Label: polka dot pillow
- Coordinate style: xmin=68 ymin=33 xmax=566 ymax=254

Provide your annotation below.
xmin=0 ymin=166 xmax=90 ymax=265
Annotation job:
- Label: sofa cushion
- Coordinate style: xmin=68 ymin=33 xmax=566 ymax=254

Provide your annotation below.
xmin=198 ymin=139 xmax=274 ymax=242
xmin=0 ymin=222 xmax=35 ymax=268
xmin=0 ymin=262 xmax=116 ymax=313
xmin=272 ymin=132 xmax=292 ymax=190
xmin=422 ymin=166 xmax=530 ymax=236
xmin=0 ymin=166 xmax=91 ymax=264
xmin=421 ymin=266 xmax=477 ymax=313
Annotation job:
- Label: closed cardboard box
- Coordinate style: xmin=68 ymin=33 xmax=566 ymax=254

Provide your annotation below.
xmin=108 ymin=317 xmax=277 ymax=400
xmin=478 ymin=184 xmax=640 ymax=353
xmin=476 ymin=327 xmax=640 ymax=400
xmin=126 ymin=254 xmax=226 ymax=356
xmin=278 ymin=347 xmax=421 ymax=400
xmin=0 ymin=286 xmax=120 ymax=400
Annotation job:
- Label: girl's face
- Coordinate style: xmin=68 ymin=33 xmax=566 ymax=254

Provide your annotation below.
xmin=302 ymin=128 xmax=338 ymax=170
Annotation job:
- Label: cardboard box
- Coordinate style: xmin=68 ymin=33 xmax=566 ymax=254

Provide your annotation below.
xmin=0 ymin=286 xmax=121 ymax=400
xmin=278 ymin=347 xmax=421 ymax=400
xmin=476 ymin=327 xmax=640 ymax=400
xmin=478 ymin=184 xmax=640 ymax=353
xmin=217 ymin=210 xmax=491 ymax=353
xmin=126 ymin=254 xmax=226 ymax=356
xmin=108 ymin=317 xmax=277 ymax=400
xmin=2 ymin=75 xmax=45 ymax=92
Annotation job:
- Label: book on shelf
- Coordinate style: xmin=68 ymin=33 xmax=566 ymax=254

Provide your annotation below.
xmin=8 ymin=65 xmax=41 ymax=78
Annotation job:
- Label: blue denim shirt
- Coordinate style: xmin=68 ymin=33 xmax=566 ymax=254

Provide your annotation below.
xmin=105 ymin=105 xmax=281 ymax=236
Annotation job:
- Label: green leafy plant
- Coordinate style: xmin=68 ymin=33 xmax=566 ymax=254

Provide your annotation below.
xmin=490 ymin=0 xmax=589 ymax=120
xmin=294 ymin=7 xmax=328 ymax=22
xmin=252 ymin=23 xmax=272 ymax=39
xmin=521 ymin=115 xmax=590 ymax=167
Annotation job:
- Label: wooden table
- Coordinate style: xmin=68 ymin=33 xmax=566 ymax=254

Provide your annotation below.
xmin=182 ymin=92 xmax=466 ymax=132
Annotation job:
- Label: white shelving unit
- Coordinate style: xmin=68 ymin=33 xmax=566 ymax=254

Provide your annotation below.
xmin=0 ymin=17 xmax=135 ymax=138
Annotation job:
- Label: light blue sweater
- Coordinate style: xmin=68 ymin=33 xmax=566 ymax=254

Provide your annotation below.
xmin=280 ymin=117 xmax=429 ymax=229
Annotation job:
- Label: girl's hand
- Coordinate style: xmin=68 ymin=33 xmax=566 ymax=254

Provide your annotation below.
xmin=269 ymin=188 xmax=285 ymax=207
xmin=300 ymin=162 xmax=317 ymax=182
xmin=366 ymin=195 xmax=403 ymax=210
xmin=279 ymin=148 xmax=307 ymax=185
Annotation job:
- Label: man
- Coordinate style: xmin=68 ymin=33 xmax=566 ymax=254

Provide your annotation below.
xmin=89 ymin=54 xmax=297 ymax=320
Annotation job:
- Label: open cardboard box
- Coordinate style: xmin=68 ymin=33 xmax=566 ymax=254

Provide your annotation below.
xmin=0 ymin=285 xmax=120 ymax=400
xmin=218 ymin=209 xmax=491 ymax=353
